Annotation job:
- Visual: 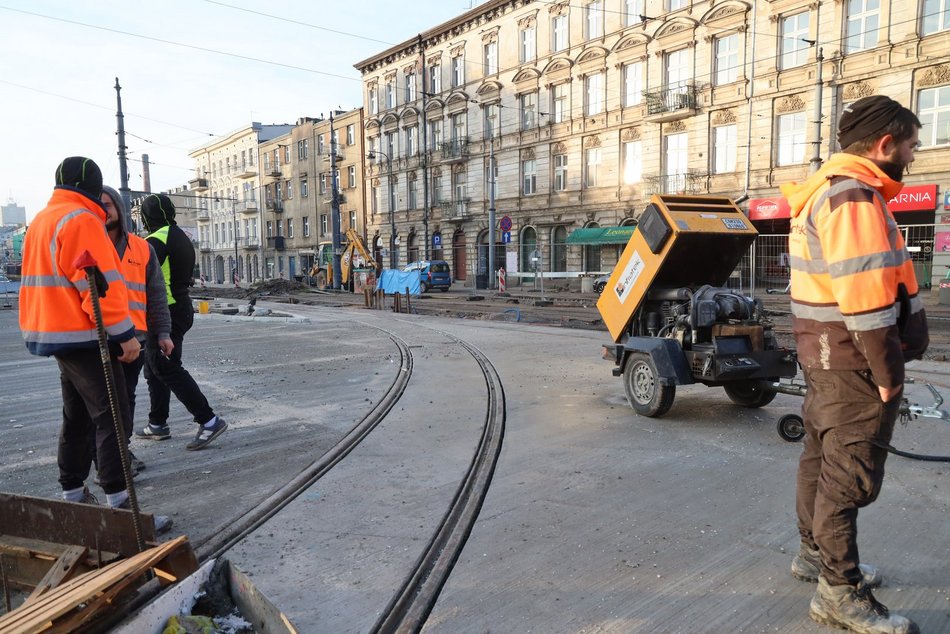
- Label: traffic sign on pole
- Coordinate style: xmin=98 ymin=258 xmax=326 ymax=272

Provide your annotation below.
xmin=500 ymin=215 xmax=512 ymax=232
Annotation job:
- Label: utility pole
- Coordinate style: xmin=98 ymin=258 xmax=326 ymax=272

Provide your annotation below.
xmin=330 ymin=112 xmax=342 ymax=289
xmin=114 ymin=78 xmax=132 ymax=228
xmin=487 ymin=125 xmax=496 ymax=291
xmin=809 ymin=48 xmax=825 ymax=174
xmin=419 ymin=35 xmax=431 ymax=260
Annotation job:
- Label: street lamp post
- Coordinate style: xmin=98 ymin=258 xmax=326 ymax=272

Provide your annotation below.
xmin=367 ymin=150 xmax=395 ymax=269
xmin=232 ymin=201 xmax=239 ymax=286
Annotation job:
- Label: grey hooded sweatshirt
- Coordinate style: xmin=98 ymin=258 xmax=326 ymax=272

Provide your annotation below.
xmin=101 ymin=186 xmax=171 ymax=342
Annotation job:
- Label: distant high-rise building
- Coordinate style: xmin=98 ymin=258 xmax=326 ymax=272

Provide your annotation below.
xmin=0 ymin=200 xmax=26 ymax=226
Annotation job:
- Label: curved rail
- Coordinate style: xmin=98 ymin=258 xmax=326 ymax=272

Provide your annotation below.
xmin=373 ymin=334 xmax=506 ymax=634
xmin=195 ymin=331 xmax=414 ymax=561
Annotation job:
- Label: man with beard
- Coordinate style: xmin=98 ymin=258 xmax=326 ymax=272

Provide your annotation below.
xmin=781 ymin=95 xmax=929 ymax=633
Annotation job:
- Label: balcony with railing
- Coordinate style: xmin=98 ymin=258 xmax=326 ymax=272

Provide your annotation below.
xmin=265 ymin=200 xmax=283 ymax=213
xmin=196 ymin=209 xmax=211 ymax=221
xmin=267 ymin=236 xmax=285 ymax=251
xmin=189 ymin=177 xmax=209 ymax=192
xmin=643 ymin=82 xmax=699 ymax=122
xmin=322 ymin=192 xmax=346 ymax=205
xmin=642 ymin=170 xmax=707 ymax=196
xmin=236 ymin=162 xmax=256 ymax=179
xmin=242 ymin=236 xmax=261 ymax=249
xmin=236 ymin=199 xmax=258 ymax=214
xmin=266 ymin=166 xmax=282 ymax=179
xmin=438 ymin=197 xmax=471 ymax=218
xmin=439 ymin=138 xmax=470 ymax=162
xmin=199 ymin=240 xmax=213 ymax=252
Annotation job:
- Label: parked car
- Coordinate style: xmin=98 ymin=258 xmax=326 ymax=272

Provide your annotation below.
xmin=403 ymin=260 xmax=452 ymax=292
xmin=593 ymin=274 xmax=610 ymax=294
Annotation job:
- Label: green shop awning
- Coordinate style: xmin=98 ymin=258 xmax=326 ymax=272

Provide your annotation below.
xmin=565 ymin=226 xmax=636 ymax=245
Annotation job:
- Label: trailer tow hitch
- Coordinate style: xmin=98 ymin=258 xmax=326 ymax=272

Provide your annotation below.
xmin=769 ymin=378 xmax=950 ymax=462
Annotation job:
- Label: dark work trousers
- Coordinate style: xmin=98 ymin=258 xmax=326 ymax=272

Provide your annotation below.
xmin=56 ymin=347 xmax=131 ymax=495
xmin=89 ymin=348 xmax=143 ymax=466
xmin=795 ymin=367 xmax=901 ymax=587
xmin=144 ymin=301 xmax=214 ymax=427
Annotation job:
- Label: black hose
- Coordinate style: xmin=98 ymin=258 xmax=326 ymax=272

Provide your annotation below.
xmin=873 ymin=441 xmax=950 ymax=463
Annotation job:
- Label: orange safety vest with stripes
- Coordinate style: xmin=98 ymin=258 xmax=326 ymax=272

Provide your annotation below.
xmin=781 ymin=153 xmax=928 ymax=389
xmin=120 ymin=234 xmax=151 ymax=338
xmin=19 ymin=187 xmax=135 ymax=356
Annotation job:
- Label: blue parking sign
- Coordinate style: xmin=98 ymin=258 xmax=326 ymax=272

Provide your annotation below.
xmin=502 ymin=231 xmax=511 ymax=244
xmin=433 ymin=233 xmax=442 ymax=247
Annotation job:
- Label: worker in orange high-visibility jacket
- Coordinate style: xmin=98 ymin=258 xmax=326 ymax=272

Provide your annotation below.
xmin=780 ymin=96 xmax=928 ymax=634
xmin=19 ymin=157 xmax=141 ymax=510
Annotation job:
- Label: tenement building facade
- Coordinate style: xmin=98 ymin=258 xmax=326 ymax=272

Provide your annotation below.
xmin=355 ymin=0 xmax=950 ymax=287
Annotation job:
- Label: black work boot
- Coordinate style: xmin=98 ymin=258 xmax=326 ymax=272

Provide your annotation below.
xmin=810 ymin=577 xmax=919 ymax=634
xmin=792 ymin=543 xmax=883 ymax=587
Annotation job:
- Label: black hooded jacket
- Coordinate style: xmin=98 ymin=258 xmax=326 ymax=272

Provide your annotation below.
xmin=140 ymin=194 xmax=195 ymax=307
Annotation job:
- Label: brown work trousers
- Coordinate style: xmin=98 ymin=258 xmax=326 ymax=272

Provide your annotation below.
xmin=796 ymin=367 xmax=901 ymax=586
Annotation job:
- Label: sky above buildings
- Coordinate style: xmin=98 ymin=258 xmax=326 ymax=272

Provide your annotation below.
xmin=0 ymin=0 xmax=484 ymax=220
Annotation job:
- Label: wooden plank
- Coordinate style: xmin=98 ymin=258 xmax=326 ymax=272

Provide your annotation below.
xmin=0 ymin=493 xmax=156 ymax=557
xmin=0 ymin=537 xmax=191 ymax=634
xmin=228 ymin=561 xmax=299 ymax=634
xmin=25 ymin=546 xmax=88 ymax=603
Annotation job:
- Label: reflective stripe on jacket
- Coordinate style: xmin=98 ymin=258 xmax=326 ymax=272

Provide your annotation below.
xmin=19 ymin=187 xmax=135 ymax=356
xmin=781 ymin=153 xmax=927 ymax=388
xmin=147 ymin=225 xmax=175 ymax=305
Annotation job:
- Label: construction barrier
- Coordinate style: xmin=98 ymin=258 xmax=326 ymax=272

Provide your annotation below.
xmin=498 ymin=267 xmax=506 ymax=293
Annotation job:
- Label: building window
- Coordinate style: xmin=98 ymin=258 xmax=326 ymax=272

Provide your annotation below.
xmin=317 ymin=135 xmax=325 ymax=155
xmin=715 ymin=34 xmax=739 ymax=85
xmin=348 ymin=165 xmax=356 ymax=188
xmin=287 ymin=218 xmax=294 ymax=239
xmin=319 ymin=173 xmax=327 ymax=195
xmin=520 ymin=92 xmax=537 ymax=130
xmin=623 ymin=140 xmax=642 ymax=184
xmin=303 ymin=216 xmax=310 ymax=237
xmin=297 ymin=140 xmax=305 ymax=160
xmin=286 ymin=181 xmax=294 ymax=199
xmin=520 ymin=24 xmax=536 ymax=62
xmin=349 ymin=211 xmax=357 ymax=230
xmin=284 ymin=145 xmax=290 ymax=163
xmin=846 ymin=0 xmax=879 ymax=53
xmin=276 ymin=182 xmax=283 ymax=200
xmin=552 ymin=14 xmax=568 ymax=52
xmin=428 ymin=62 xmax=441 ymax=93
xmin=712 ymin=124 xmax=737 ymax=174
xmin=484 ymin=41 xmax=498 ymax=75
xmin=522 ymin=159 xmax=537 ymax=195
xmin=408 ymin=178 xmax=418 ymax=208
xmin=553 ymin=153 xmax=568 ymax=191
xmin=777 ymin=112 xmax=807 ymax=166
xmin=431 ymin=174 xmax=442 ymax=203
xmin=666 ymin=48 xmax=691 ymax=92
xmin=405 ymin=126 xmax=418 ymax=156
xmin=623 ymin=62 xmax=642 ymax=107
xmin=453 ymin=170 xmax=466 ymax=206
xmin=451 ymin=113 xmax=466 ymax=141
xmin=386 ymin=131 xmax=397 ymax=159
xmin=346 ymin=124 xmax=355 ymax=145
xmin=781 ymin=12 xmax=810 ymax=69
xmin=624 ymin=0 xmax=643 ymax=26
xmin=428 ymin=119 xmax=443 ymax=150
xmin=923 ymin=0 xmax=950 ymax=34
xmin=585 ymin=72 xmax=604 ymax=115
xmin=668 ymin=0 xmax=686 ymax=9
xmin=452 ymin=55 xmax=465 ymax=87
xmin=389 ymin=175 xmax=397 ymax=211
xmin=586 ymin=0 xmax=604 ymax=39
xmin=371 ymin=185 xmax=379 ymax=214
xmin=484 ymin=104 xmax=499 ymax=138
xmin=301 ymin=179 xmax=308 ymax=198
xmin=320 ymin=214 xmax=328 ymax=236
xmin=664 ymin=132 xmax=689 ymax=192
xmin=585 ymin=148 xmax=601 ymax=187
xmin=918 ymin=85 xmax=950 ymax=147
xmin=405 ymin=70 xmax=417 ymax=101
xmin=386 ymin=78 xmax=396 ymax=109
xmin=551 ymin=83 xmax=569 ymax=123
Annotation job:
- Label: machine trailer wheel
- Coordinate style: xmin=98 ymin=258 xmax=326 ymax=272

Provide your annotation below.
xmin=777 ymin=414 xmax=805 ymax=442
xmin=623 ymin=353 xmax=675 ymax=417
xmin=723 ymin=380 xmax=777 ymax=408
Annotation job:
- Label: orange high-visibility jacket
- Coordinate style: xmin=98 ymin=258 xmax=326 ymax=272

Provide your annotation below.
xmin=781 ymin=153 xmax=928 ymax=389
xmin=19 ymin=187 xmax=135 ymax=356
xmin=120 ymin=234 xmax=151 ymax=335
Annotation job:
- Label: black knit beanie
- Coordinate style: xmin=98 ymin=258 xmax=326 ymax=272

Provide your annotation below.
xmin=55 ymin=156 xmax=103 ymax=199
xmin=837 ymin=95 xmax=905 ymax=150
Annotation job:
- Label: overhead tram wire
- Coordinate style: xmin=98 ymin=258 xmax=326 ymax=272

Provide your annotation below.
xmin=0 ymin=5 xmax=361 ymax=83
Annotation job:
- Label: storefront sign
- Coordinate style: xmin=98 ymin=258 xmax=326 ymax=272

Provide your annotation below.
xmin=748 ymin=197 xmax=791 ymax=220
xmin=887 ymin=184 xmax=937 ymax=212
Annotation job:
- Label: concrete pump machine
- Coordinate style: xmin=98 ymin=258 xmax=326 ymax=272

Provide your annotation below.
xmin=597 ymin=194 xmax=798 ymax=417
